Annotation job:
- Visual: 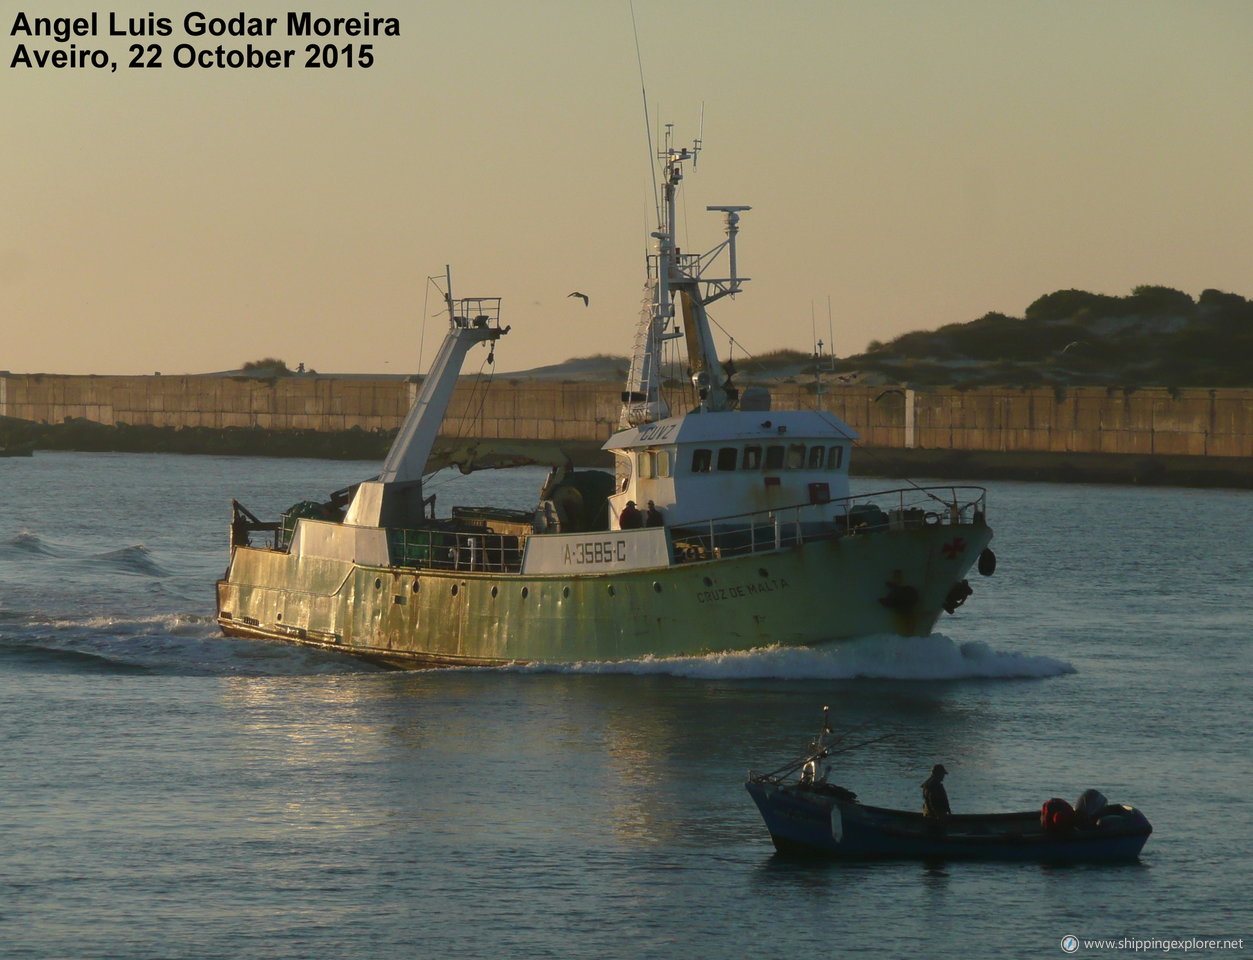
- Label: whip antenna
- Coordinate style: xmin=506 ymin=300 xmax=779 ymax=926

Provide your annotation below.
xmin=694 ymin=101 xmax=704 ymax=168
xmin=629 ymin=0 xmax=660 ymax=221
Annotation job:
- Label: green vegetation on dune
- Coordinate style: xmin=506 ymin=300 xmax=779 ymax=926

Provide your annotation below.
xmin=819 ymin=286 xmax=1253 ymax=388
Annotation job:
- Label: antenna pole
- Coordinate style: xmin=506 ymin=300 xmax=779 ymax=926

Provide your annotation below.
xmin=695 ymin=102 xmax=704 ymax=168
xmin=444 ymin=265 xmax=454 ymax=322
xmin=827 ymin=295 xmax=837 ymax=367
xmin=629 ymin=0 xmax=659 ymax=219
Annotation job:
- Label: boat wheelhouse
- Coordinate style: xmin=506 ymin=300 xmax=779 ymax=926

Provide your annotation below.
xmin=607 ymin=410 xmax=855 ymax=529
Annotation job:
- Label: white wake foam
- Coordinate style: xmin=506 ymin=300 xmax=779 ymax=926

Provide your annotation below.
xmin=508 ymin=634 xmax=1074 ymax=681
xmin=4 ymin=613 xmax=375 ymax=676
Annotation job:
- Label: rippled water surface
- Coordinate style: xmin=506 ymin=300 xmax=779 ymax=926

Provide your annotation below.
xmin=2 ymin=452 xmax=1250 ymax=958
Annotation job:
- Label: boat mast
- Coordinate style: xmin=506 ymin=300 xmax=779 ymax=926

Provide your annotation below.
xmin=620 ymin=125 xmax=751 ymax=426
xmin=344 ymin=267 xmax=508 ymax=528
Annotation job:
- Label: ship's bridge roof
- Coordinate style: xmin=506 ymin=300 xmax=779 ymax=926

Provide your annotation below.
xmin=603 ymin=409 xmax=859 ymax=451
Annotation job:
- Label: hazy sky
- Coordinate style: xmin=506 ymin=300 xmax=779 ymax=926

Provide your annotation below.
xmin=4 ymin=0 xmax=1250 ymax=377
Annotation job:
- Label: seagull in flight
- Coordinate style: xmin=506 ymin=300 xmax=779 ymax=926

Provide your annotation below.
xmin=567 ymin=291 xmax=589 ymax=306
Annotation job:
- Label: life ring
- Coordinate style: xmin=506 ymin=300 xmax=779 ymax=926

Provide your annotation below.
xmin=924 ymin=512 xmax=941 ymax=525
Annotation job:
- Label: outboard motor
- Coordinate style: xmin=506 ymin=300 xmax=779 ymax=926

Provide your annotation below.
xmin=1075 ymin=788 xmax=1109 ymax=827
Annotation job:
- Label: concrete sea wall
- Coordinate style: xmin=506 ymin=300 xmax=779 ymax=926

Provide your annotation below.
xmin=1 ymin=373 xmax=1250 ymax=459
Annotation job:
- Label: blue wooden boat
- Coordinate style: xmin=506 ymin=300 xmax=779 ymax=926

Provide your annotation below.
xmin=746 ymin=712 xmax=1152 ymax=862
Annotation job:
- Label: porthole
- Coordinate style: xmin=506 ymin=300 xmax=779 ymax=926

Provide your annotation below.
xmin=652 ymin=581 xmax=662 ymax=593
xmin=521 ymin=587 xmax=529 ymax=599
xmin=451 ymin=584 xmax=459 ymax=597
xmin=412 ymin=579 xmax=421 ymax=593
xmin=703 ymin=577 xmax=713 ymax=588
xmin=562 ymin=586 xmax=571 ymax=599
xmin=758 ymin=568 xmax=769 ymax=578
xmin=491 ymin=585 xmax=498 ymax=598
xmin=607 ymin=585 xmax=616 ymax=597
xmin=374 ymin=578 xmax=383 ymax=589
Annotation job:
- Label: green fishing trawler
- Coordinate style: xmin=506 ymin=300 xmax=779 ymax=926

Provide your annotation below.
xmin=216 ymin=129 xmax=995 ymax=668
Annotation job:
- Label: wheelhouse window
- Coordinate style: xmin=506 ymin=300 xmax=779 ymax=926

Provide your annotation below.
xmin=828 ymin=445 xmax=845 ymax=470
xmin=716 ymin=447 xmax=738 ymax=471
xmin=786 ymin=444 xmax=805 ymax=469
xmin=808 ymin=445 xmax=825 ymax=469
xmin=743 ymin=445 xmax=762 ymax=470
xmin=691 ymin=448 xmax=712 ymax=473
xmin=764 ymin=445 xmax=785 ymax=470
xmin=638 ymin=448 xmax=672 ymax=479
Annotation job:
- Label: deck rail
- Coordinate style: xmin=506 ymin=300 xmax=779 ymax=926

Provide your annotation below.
xmin=668 ymin=485 xmax=987 ymax=564
xmin=237 ymin=484 xmax=986 ymax=572
xmin=388 ymin=526 xmax=527 ymax=573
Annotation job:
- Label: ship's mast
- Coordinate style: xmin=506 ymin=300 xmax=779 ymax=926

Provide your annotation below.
xmin=620 ymin=126 xmax=751 ymax=426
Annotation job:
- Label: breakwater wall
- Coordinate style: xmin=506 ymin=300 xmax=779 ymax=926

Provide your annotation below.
xmin=1 ymin=373 xmax=1250 ymax=459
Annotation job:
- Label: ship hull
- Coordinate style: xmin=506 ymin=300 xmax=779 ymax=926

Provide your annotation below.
xmin=216 ymin=521 xmax=992 ymax=668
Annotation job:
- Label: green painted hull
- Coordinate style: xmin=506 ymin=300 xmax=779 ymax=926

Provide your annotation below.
xmin=216 ymin=522 xmax=993 ymax=668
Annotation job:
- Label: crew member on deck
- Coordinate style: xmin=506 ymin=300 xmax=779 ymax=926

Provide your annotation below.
xmin=645 ymin=500 xmax=664 ymax=527
xmin=619 ymin=500 xmax=642 ymax=529
xmin=922 ymin=763 xmax=951 ymax=820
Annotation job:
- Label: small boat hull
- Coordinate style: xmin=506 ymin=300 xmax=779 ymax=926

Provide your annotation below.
xmin=745 ymin=780 xmax=1152 ymax=862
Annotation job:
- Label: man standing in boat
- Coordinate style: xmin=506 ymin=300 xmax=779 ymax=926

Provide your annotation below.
xmin=922 ymin=764 xmax=951 ymax=820
xmin=645 ymin=500 xmax=664 ymax=527
xmin=619 ymin=500 xmax=642 ymax=529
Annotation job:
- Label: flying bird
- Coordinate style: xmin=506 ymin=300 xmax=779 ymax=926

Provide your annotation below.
xmin=567 ymin=291 xmax=589 ymax=306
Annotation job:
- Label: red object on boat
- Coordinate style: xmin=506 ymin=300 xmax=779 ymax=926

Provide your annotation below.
xmin=1041 ymin=798 xmax=1076 ymax=832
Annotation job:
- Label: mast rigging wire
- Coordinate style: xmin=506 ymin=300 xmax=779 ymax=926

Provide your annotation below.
xmin=629 ymin=0 xmax=660 ymax=227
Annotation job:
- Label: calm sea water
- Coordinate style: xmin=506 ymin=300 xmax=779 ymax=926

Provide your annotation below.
xmin=1 ymin=452 xmax=1249 ymax=959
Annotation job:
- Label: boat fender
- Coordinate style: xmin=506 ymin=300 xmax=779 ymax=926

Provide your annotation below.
xmin=942 ymin=579 xmax=973 ymax=614
xmin=1041 ymin=797 xmax=1076 ymax=834
xmin=977 ymin=548 xmax=997 ymax=576
xmin=829 ymin=804 xmax=843 ymax=843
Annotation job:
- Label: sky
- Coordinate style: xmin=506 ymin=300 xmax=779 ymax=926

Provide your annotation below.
xmin=3 ymin=0 xmax=1251 ymax=377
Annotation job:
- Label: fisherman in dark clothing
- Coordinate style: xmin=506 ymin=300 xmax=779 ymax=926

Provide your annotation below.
xmin=618 ymin=500 xmax=642 ymax=529
xmin=922 ymin=763 xmax=951 ymax=820
xmin=645 ymin=500 xmax=664 ymax=527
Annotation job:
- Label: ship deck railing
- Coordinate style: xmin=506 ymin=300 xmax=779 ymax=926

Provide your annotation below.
xmin=388 ymin=526 xmax=525 ymax=574
xmin=668 ymin=485 xmax=987 ymax=564
xmin=233 ymin=485 xmax=986 ymax=573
